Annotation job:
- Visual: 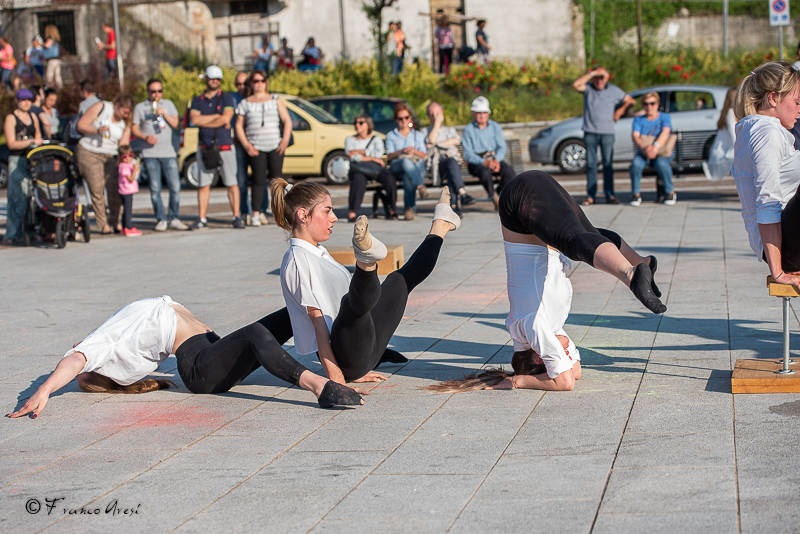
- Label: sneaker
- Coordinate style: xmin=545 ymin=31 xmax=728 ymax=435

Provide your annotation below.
xmin=460 ymin=193 xmax=475 ymax=206
xmin=154 ymin=220 xmax=168 ymax=232
xmin=250 ymin=212 xmax=262 ymax=227
xmin=123 ymin=227 xmax=142 ymax=237
xmin=663 ymin=192 xmax=677 ymax=206
xmin=404 ymin=208 xmax=415 ymax=221
xmin=606 ymin=196 xmax=620 ymax=205
xmin=233 ymin=216 xmax=245 ymax=229
xmin=259 ymin=212 xmax=269 ymax=225
xmin=629 ymin=194 xmax=642 ymax=207
xmin=194 ymin=219 xmax=208 ymax=230
xmin=451 ymin=204 xmax=463 ymax=218
xmin=169 ymin=219 xmax=189 ymax=231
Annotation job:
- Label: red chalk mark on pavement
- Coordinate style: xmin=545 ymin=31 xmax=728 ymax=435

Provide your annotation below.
xmin=105 ymin=404 xmax=222 ymax=431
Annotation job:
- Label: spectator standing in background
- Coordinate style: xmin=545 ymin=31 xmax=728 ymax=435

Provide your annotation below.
xmin=277 ymin=38 xmax=294 ymax=69
xmin=231 ymin=71 xmax=253 ymax=223
xmin=25 ymin=36 xmax=45 ymax=78
xmin=475 ymin=20 xmax=490 ymax=65
xmin=132 ymin=78 xmax=188 ymax=232
xmin=434 ymin=15 xmax=455 ymax=74
xmin=572 ymin=66 xmax=634 ymax=206
xmin=42 ymin=25 xmax=62 ymax=90
xmin=0 ymin=36 xmax=16 ymax=91
xmin=39 ymin=88 xmax=60 ymax=140
xmin=97 ymin=22 xmax=117 ymax=79
xmin=190 ymin=65 xmax=243 ymax=229
xmin=389 ymin=22 xmax=406 ymax=75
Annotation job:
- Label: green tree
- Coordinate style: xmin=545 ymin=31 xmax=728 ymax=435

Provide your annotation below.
xmin=362 ymin=0 xmax=397 ymax=67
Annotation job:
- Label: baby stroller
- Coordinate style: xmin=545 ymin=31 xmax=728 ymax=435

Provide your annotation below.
xmin=26 ymin=143 xmax=91 ymax=248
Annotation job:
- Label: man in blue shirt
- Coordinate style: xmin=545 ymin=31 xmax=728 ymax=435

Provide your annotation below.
xmin=189 ymin=65 xmax=244 ymax=229
xmin=461 ymin=96 xmax=514 ymax=210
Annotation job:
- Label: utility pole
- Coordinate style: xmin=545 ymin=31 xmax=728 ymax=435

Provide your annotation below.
xmin=112 ymin=0 xmax=124 ymax=88
xmin=589 ymin=0 xmax=595 ymax=64
xmin=339 ymin=0 xmax=348 ymax=60
xmin=635 ymin=0 xmax=643 ymax=71
xmin=722 ymin=0 xmax=728 ymax=57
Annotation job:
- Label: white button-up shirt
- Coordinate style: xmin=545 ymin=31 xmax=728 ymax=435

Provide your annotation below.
xmin=731 ymin=114 xmax=800 ymax=257
xmin=280 ymin=238 xmax=352 ymax=355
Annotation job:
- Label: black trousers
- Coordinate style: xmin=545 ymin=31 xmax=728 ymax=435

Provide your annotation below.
xmin=330 ymin=234 xmax=443 ymax=381
xmin=348 ymin=166 xmax=397 ymax=213
xmin=499 ymin=170 xmax=622 ymax=266
xmin=176 ymin=308 xmax=306 ymax=394
xmin=120 ymin=194 xmax=133 ymax=230
xmin=467 ymin=160 xmax=515 ymax=197
xmin=779 ymin=183 xmax=800 ymax=272
xmin=250 ymin=149 xmax=284 ymax=213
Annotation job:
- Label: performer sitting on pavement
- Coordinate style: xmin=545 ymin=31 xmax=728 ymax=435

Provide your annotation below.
xmin=731 ymin=61 xmax=800 ymax=292
xmin=7 ymin=297 xmax=363 ymax=419
xmin=426 ymin=170 xmax=664 ymax=392
xmin=272 ymin=179 xmax=461 ymax=386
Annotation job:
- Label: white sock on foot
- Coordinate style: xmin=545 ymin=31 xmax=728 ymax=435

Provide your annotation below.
xmin=433 ymin=188 xmax=461 ymax=230
xmin=352 ymin=215 xmax=387 ymax=264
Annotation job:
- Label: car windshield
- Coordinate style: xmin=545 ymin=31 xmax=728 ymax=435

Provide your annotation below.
xmin=288 ymin=98 xmax=340 ymax=124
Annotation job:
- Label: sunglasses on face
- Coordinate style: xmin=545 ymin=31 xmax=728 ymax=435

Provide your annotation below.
xmin=235 ymin=82 xmax=246 ymax=87
xmin=355 ymin=120 xmax=367 ymax=125
xmin=252 ymin=78 xmax=266 ymax=83
xmin=149 ymin=89 xmax=163 ymax=93
xmin=643 ymin=101 xmax=658 ymax=106
xmin=208 ymin=78 xmax=221 ymax=82
xmin=396 ymin=115 xmax=411 ymax=121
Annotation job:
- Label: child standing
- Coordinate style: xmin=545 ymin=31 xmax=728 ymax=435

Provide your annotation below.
xmin=117 ymin=145 xmax=141 ymax=236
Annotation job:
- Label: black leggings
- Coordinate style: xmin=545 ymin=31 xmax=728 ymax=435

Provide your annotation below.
xmin=250 ymin=149 xmax=284 ymax=213
xmin=330 ymin=234 xmax=443 ymax=381
xmin=348 ymin=166 xmax=398 ymax=213
xmin=499 ymin=170 xmax=622 ymax=266
xmin=176 ymin=308 xmax=306 ymax=394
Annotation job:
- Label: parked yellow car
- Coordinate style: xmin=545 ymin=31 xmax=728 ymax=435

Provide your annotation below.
xmin=178 ymin=95 xmax=356 ymax=185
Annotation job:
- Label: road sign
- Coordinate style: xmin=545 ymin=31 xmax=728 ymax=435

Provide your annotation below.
xmin=770 ymin=0 xmax=791 ymax=27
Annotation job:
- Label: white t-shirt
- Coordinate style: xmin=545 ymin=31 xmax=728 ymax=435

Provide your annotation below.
xmin=731 ymin=114 xmax=800 ymax=257
xmin=62 ymin=296 xmax=179 ymax=385
xmin=504 ymin=242 xmax=580 ymax=378
xmin=280 ymin=238 xmax=351 ymax=355
xmin=78 ymin=101 xmax=126 ymax=155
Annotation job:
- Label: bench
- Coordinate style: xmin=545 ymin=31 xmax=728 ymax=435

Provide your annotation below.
xmin=328 ymin=244 xmax=405 ymax=275
xmin=730 ymin=276 xmax=800 ymax=393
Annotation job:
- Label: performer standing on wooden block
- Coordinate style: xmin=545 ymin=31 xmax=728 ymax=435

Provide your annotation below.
xmin=731 ymin=62 xmax=800 ymax=291
xmin=426 ymin=170 xmax=664 ymax=393
xmin=271 ymin=179 xmax=460 ymax=386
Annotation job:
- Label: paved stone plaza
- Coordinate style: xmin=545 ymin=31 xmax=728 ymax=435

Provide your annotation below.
xmin=1 ymin=185 xmax=799 ymax=533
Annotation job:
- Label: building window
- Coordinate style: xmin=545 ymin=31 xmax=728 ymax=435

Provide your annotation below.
xmin=37 ymin=11 xmax=76 ymax=55
xmin=229 ymin=1 xmax=267 ymax=15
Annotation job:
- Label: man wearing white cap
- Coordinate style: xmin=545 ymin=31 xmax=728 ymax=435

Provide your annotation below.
xmin=461 ymin=96 xmax=515 ymax=209
xmin=189 ymin=65 xmax=243 ymax=229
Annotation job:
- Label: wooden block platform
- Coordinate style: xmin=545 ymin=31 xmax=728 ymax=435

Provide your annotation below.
xmin=731 ymin=359 xmax=800 ymax=393
xmin=766 ymin=275 xmax=800 ymax=297
xmin=329 ymin=244 xmax=404 ymax=275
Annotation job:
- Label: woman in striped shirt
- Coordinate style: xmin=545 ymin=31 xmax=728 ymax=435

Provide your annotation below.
xmin=235 ymin=70 xmax=293 ymax=226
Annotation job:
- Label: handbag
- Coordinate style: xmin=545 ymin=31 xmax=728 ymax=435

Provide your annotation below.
xmin=639 ymin=133 xmax=677 ymax=158
xmin=349 ymin=136 xmax=382 ymax=178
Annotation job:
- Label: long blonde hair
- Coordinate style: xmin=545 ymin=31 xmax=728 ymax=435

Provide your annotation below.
xmin=734 ymin=61 xmax=800 ymax=119
xmin=44 ymin=24 xmax=61 ymax=42
xmin=717 ymin=87 xmax=738 ymax=130
xmin=270 ymin=178 xmax=330 ymax=231
xmin=77 ymin=372 xmax=174 ymax=394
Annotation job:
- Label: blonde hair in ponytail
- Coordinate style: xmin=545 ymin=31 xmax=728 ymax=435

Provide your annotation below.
xmin=734 ymin=61 xmax=800 ymax=120
xmin=77 ymin=372 xmax=174 ymax=394
xmin=270 ymin=178 xmax=330 ymax=231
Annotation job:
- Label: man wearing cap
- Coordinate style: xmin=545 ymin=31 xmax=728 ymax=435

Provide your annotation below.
xmin=572 ymin=66 xmax=634 ymax=205
xmin=461 ymin=96 xmax=515 ymax=209
xmin=189 ymin=65 xmax=243 ymax=229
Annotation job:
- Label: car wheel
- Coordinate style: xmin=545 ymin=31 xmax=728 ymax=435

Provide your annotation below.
xmin=556 ymin=139 xmax=587 ymax=174
xmin=182 ymin=155 xmax=219 ymax=188
xmin=323 ymin=150 xmax=349 ymax=185
xmin=0 ymin=161 xmax=7 ymax=189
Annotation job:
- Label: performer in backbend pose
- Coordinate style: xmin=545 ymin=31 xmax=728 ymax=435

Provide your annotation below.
xmin=426 ymin=170 xmax=664 ymax=392
xmin=7 ymin=297 xmax=363 ymax=419
xmin=272 ymin=179 xmax=461 ymax=385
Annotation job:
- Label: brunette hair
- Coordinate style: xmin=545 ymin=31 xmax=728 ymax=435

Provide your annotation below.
xmin=248 ymin=69 xmax=269 ymax=91
xmin=422 ymin=350 xmax=546 ymax=393
xmin=270 ymin=178 xmax=330 ymax=231
xmin=394 ymin=102 xmax=413 ymax=121
xmin=734 ymin=61 xmax=800 ymax=119
xmin=354 ymin=114 xmax=374 ymax=134
xmin=117 ymin=144 xmax=133 ymax=157
xmin=717 ymin=87 xmax=738 ymax=131
xmin=77 ymin=371 xmax=174 ymax=394
xmin=113 ymin=94 xmax=134 ymax=125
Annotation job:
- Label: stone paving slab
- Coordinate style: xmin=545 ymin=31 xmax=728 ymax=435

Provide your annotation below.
xmin=1 ymin=190 xmax=800 ymax=533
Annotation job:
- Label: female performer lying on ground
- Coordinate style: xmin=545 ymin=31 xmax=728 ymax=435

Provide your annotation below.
xmin=271 ymin=179 xmax=461 ymax=385
xmin=426 ymin=170 xmax=665 ymax=392
xmin=730 ymin=62 xmax=800 ymax=290
xmin=7 ymin=297 xmax=362 ymax=419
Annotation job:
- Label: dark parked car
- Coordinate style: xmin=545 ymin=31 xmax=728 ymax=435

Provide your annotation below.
xmin=309 ymin=95 xmax=421 ymax=134
xmin=529 ymin=85 xmax=730 ymax=173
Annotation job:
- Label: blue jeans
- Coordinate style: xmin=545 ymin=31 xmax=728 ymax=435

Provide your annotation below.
xmin=392 ymin=56 xmax=404 ymax=75
xmin=629 ymin=154 xmax=674 ymax=196
xmin=235 ymin=144 xmax=251 ymax=215
xmin=584 ymin=132 xmax=615 ymax=200
xmin=4 ymin=155 xmax=31 ymax=242
xmin=439 ymin=157 xmax=465 ymax=201
xmin=390 ymin=158 xmax=424 ymax=210
xmin=106 ymin=58 xmax=117 ymax=78
xmin=144 ymin=157 xmax=181 ymax=221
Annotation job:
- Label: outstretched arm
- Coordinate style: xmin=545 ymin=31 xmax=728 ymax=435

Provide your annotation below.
xmin=7 ymin=352 xmax=87 ymax=419
xmin=308 ymin=308 xmax=347 ymax=385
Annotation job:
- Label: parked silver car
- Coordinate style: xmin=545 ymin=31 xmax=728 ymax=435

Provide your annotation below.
xmin=529 ymin=85 xmax=729 ymax=173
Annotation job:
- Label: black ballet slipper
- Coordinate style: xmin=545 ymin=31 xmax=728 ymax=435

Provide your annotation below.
xmin=630 ymin=263 xmax=667 ymax=314
xmin=379 ymin=348 xmax=408 ymax=364
xmin=318 ymin=381 xmax=363 ymax=409
xmin=648 ymin=255 xmax=662 ymax=298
